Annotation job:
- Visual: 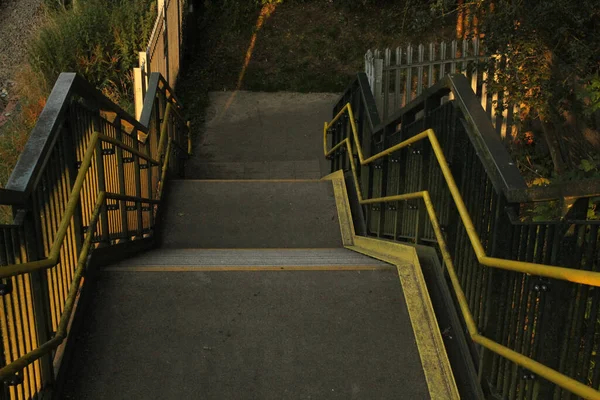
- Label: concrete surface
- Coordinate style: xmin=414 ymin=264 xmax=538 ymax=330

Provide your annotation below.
xmin=160 ymin=180 xmax=342 ymax=248
xmin=109 ymin=248 xmax=389 ymax=268
xmin=187 ymin=91 xmax=339 ymax=179
xmin=189 ymin=160 xmax=321 ymax=180
xmin=60 ymin=270 xmax=429 ymax=400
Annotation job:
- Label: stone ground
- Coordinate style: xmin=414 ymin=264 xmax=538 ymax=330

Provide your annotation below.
xmin=0 ymin=0 xmax=44 ymax=123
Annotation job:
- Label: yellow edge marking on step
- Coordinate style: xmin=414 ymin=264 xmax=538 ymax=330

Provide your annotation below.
xmin=103 ymin=265 xmax=395 ymax=272
xmin=348 ymin=238 xmax=459 ymax=400
xmin=172 ymin=179 xmax=322 ymax=183
xmin=321 ymin=170 xmax=355 ymax=246
xmin=326 ymin=170 xmax=459 ymax=399
xmin=152 ymin=248 xmax=343 ymax=251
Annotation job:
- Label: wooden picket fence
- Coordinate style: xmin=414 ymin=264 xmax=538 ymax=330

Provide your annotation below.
xmin=134 ymin=0 xmax=186 ymax=120
xmin=365 ymin=37 xmax=521 ymax=141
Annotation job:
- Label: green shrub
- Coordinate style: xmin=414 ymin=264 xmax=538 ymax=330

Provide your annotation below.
xmin=28 ymin=0 xmax=156 ymax=111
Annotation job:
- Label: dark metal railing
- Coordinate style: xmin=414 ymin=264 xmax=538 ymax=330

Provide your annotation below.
xmin=0 ymin=72 xmax=189 ymax=399
xmin=328 ymin=73 xmax=600 ymax=399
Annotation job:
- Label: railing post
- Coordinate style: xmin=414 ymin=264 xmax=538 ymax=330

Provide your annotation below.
xmin=478 ymin=195 xmax=516 ymax=393
xmin=534 ymin=198 xmax=590 ymax=399
xmin=92 ymin=114 xmax=110 ymax=245
xmin=134 ymin=137 xmax=145 ymax=237
xmin=21 ymin=207 xmax=54 ymax=392
xmin=114 ymin=117 xmax=129 ymax=241
xmin=415 ymin=102 xmax=432 ymax=244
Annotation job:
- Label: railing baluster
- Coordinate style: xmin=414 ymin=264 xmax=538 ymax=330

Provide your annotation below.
xmin=114 ymin=117 xmax=129 ymax=241
xmin=134 ymin=139 xmax=144 ymax=238
xmin=93 ymin=118 xmax=110 ymax=245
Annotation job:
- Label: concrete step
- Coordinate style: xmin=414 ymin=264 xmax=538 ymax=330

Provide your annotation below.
xmin=160 ymin=180 xmax=342 ymax=248
xmin=186 ymin=91 xmax=338 ymax=178
xmin=188 ymin=160 xmax=320 ymax=180
xmin=60 ymin=269 xmax=429 ymax=400
xmin=107 ymin=248 xmax=389 ymax=269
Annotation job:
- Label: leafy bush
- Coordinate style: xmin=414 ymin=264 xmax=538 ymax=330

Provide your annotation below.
xmin=28 ymin=0 xmax=156 ymax=111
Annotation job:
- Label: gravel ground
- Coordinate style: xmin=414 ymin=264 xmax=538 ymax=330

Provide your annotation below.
xmin=0 ymin=0 xmax=44 ymax=114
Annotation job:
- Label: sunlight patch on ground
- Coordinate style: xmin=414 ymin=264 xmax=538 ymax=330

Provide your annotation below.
xmin=218 ymin=3 xmax=278 ymax=119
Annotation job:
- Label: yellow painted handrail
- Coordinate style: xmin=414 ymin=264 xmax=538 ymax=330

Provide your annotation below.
xmin=156 ymin=103 xmax=172 ymax=158
xmin=0 ymin=192 xmax=104 ymax=380
xmin=0 ymin=120 xmax=177 ymax=380
xmin=324 ymin=103 xmax=600 ymax=400
xmin=0 ymin=132 xmax=160 ymax=279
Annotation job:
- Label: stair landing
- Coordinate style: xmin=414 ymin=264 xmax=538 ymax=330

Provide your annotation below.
xmin=61 ymin=261 xmax=430 ymax=400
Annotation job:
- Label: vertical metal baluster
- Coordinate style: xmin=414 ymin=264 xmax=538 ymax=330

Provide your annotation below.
xmin=145 ymin=128 xmax=155 ymax=231
xmin=114 ymin=117 xmax=129 ymax=241
xmin=92 ymin=111 xmax=110 ymax=244
xmin=134 ymin=139 xmax=144 ymax=238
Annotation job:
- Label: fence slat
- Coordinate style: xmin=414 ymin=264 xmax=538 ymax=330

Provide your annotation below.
xmin=364 ymin=38 xmax=521 ymax=142
xmin=383 ymin=48 xmax=391 ymax=120
xmin=394 ymin=47 xmax=402 ymax=111
xmin=450 ymin=40 xmax=458 ymax=74
xmin=417 ymin=44 xmax=425 ymax=96
xmin=405 ymin=45 xmax=413 ymax=105
xmin=428 ymin=43 xmax=435 ymax=88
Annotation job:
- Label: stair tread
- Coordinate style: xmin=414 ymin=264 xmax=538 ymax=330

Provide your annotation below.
xmin=110 ymin=248 xmax=389 ymax=267
xmin=61 ymin=269 xmax=429 ymax=399
xmin=187 ymin=160 xmax=321 ymax=179
xmin=160 ymin=180 xmax=342 ymax=248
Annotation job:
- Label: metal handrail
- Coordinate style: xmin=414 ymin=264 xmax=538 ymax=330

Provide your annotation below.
xmin=334 ymin=73 xmax=600 ymax=204
xmin=0 ymin=132 xmax=160 ymax=279
xmin=0 ymin=127 xmax=176 ymax=380
xmin=324 ymin=103 xmax=600 ymax=400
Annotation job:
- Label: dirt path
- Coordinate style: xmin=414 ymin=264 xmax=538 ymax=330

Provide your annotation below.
xmin=0 ymin=0 xmax=44 ymax=118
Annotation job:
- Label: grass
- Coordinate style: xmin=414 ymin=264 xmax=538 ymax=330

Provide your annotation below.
xmin=0 ymin=0 xmax=156 ymax=194
xmin=177 ymin=0 xmax=454 ymax=141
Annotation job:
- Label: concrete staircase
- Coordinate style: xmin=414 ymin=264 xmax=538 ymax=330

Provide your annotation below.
xmin=59 ymin=92 xmax=444 ymax=399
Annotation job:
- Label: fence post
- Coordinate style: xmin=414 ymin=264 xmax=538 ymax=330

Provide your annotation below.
xmin=394 ymin=46 xmax=402 ymax=110
xmin=139 ymin=51 xmax=148 ymax=90
xmin=134 ymin=68 xmax=144 ymax=121
xmin=404 ymin=45 xmax=413 ymax=106
xmin=162 ymin=0 xmax=170 ymax=85
xmin=365 ymin=50 xmax=374 ymax=89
